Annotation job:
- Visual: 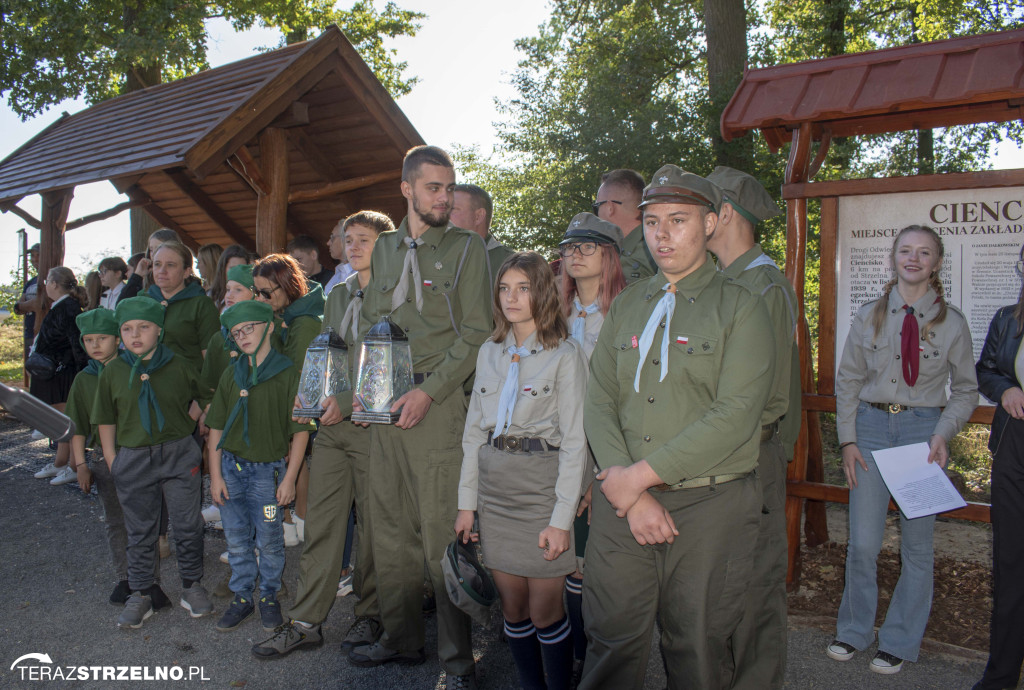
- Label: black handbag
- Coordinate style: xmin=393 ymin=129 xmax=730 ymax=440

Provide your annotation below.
xmin=25 ymin=351 xmax=58 ymax=381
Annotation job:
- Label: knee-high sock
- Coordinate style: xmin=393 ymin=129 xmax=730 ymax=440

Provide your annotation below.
xmin=565 ymin=575 xmax=586 ymax=661
xmin=505 ymin=618 xmax=545 ymax=690
xmin=537 ymin=615 xmax=573 ymax=690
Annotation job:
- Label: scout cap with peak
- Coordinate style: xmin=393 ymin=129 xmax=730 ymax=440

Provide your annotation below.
xmin=559 ymin=212 xmax=624 ymax=252
xmin=639 ymin=165 xmax=722 ymax=213
xmin=707 ymin=166 xmax=782 ymax=225
xmin=76 ymin=308 xmax=119 ymax=336
xmin=226 ymin=263 xmax=255 ymax=290
xmin=442 ymin=537 xmax=498 ymax=628
xmin=115 ymin=296 xmax=165 ymax=328
xmin=221 ymin=300 xmax=274 ymax=332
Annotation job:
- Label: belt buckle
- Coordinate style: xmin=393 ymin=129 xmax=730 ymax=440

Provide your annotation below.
xmin=505 ymin=436 xmax=521 ymax=452
xmin=888 ymin=403 xmax=902 ymax=414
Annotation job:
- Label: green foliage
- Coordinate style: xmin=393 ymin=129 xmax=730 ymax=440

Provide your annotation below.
xmin=0 ymin=0 xmax=423 ymax=119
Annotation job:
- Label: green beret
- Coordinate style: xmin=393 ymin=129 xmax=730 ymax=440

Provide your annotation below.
xmin=76 ymin=308 xmax=119 ymax=336
xmin=640 ymin=165 xmax=722 ymax=213
xmin=115 ymin=296 xmax=165 ymax=328
xmin=221 ymin=300 xmax=274 ymax=332
xmin=706 ymin=166 xmax=782 ymax=225
xmin=559 ymin=212 xmax=624 ymax=251
xmin=226 ymin=263 xmax=255 ymax=290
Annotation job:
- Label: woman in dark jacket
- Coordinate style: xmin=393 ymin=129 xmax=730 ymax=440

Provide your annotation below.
xmin=974 ymin=245 xmax=1024 ymax=690
xmin=30 ymin=266 xmax=89 ymax=485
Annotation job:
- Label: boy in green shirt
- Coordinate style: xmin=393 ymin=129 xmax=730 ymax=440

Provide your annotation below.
xmin=206 ymin=300 xmax=312 ymax=632
xmin=93 ymin=296 xmax=213 ymax=629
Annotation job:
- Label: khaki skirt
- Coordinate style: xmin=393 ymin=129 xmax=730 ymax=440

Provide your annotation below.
xmin=477 ymin=444 xmax=576 ymax=578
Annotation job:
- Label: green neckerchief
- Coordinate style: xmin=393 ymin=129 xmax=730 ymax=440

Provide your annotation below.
xmin=83 ymin=359 xmax=104 ymax=376
xmin=280 ymin=284 xmax=325 ymax=343
xmin=146 ymin=280 xmax=205 ymax=306
xmin=119 ymin=344 xmax=176 ymax=436
xmin=218 ymin=347 xmax=292 ymax=448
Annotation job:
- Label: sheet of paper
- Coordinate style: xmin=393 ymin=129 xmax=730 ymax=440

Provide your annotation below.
xmin=869 ymin=442 xmax=967 ymax=520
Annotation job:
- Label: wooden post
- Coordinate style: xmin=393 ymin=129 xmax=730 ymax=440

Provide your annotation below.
xmin=255 ymin=128 xmax=289 ymax=256
xmin=39 ymin=189 xmax=73 ymax=279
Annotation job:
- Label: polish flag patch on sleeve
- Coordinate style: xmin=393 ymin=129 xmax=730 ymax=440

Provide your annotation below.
xmin=676 ymin=336 xmax=689 ymax=344
xmin=423 ymin=280 xmax=433 ymax=287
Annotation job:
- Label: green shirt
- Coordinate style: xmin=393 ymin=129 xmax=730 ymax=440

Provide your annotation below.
xmin=360 ymin=219 xmax=493 ymax=403
xmin=619 ymin=224 xmax=657 ymax=284
xmin=584 ymin=260 xmax=775 ymax=484
xmin=485 ymin=234 xmax=515 ymax=286
xmin=158 ymin=292 xmax=221 ymax=372
xmin=201 ymin=329 xmax=238 ymax=395
xmin=205 ymin=362 xmax=313 ymax=461
xmin=722 ymin=244 xmax=799 ymax=428
xmin=92 ymin=356 xmax=207 ymax=448
xmin=276 ymin=315 xmax=322 ymax=370
xmin=67 ymin=365 xmax=102 ymax=448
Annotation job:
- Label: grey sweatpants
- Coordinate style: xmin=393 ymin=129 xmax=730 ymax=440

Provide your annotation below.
xmin=111 ymin=436 xmax=204 ymax=591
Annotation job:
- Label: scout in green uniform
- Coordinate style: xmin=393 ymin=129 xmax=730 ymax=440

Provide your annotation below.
xmin=451 ymin=183 xmax=514 ymax=284
xmin=206 ymin=300 xmax=312 ymax=633
xmin=200 ymin=263 xmax=256 ymax=394
xmin=348 ymin=146 xmax=491 ymax=690
xmin=595 ymin=169 xmax=657 ymax=284
xmin=253 ymin=210 xmax=394 ymax=659
xmin=580 ymin=167 xmax=775 ymax=690
xmin=93 ymin=296 xmax=214 ymax=629
xmin=705 ymin=166 xmax=798 ymax=690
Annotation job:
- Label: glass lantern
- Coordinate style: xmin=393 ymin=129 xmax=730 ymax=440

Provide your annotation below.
xmin=295 ymin=327 xmax=351 ymax=418
xmin=352 ymin=315 xmax=414 ymax=424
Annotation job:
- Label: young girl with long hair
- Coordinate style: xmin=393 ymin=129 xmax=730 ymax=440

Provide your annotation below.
xmin=456 ymin=251 xmax=588 ymax=690
xmin=828 ymin=224 xmax=978 ymax=674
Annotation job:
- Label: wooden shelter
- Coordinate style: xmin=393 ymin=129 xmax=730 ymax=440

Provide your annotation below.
xmin=721 ymin=28 xmax=1024 ymax=585
xmin=0 ymin=25 xmax=423 ymax=277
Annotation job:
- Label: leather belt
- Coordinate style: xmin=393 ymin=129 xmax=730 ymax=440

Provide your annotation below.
xmin=870 ymin=402 xmax=912 ymax=414
xmin=651 ymin=472 xmax=750 ymax=492
xmin=487 ymin=431 xmax=559 ymax=453
xmin=760 ymin=422 xmax=778 ymax=442
xmin=413 ymin=372 xmax=432 ymax=385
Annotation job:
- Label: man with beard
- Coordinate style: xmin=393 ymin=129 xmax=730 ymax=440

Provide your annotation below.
xmin=346 ymin=146 xmax=492 ymax=690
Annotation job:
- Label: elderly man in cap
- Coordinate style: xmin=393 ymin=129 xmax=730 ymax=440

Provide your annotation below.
xmin=706 ymin=166 xmax=799 ymax=690
xmin=580 ymin=165 xmax=775 ymax=689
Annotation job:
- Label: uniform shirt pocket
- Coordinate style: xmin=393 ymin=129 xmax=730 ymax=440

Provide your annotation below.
xmin=669 ymin=333 xmax=719 ymax=390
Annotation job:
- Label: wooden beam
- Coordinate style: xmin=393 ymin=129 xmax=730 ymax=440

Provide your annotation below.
xmin=163 ymin=169 xmax=255 ymax=250
xmin=287 ymin=127 xmax=345 ymax=182
xmin=109 ymin=175 xmax=144 ymax=194
xmin=255 ymin=127 xmax=289 ymax=256
xmin=65 ymin=200 xmax=141 ymax=231
xmin=227 ymin=146 xmax=270 ymax=196
xmin=289 ymin=170 xmax=402 ymax=204
xmin=3 ymin=204 xmax=42 ymax=229
xmin=121 ymin=184 xmax=198 ymax=252
xmin=783 ymin=167 xmax=1024 ymax=200
xmin=787 ymin=481 xmax=992 ymax=523
xmin=39 ymin=188 xmax=74 ymax=280
xmin=270 ymin=101 xmax=310 ymax=129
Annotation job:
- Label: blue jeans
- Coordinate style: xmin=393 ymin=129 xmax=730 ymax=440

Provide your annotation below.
xmin=219 ymin=451 xmax=286 ymax=598
xmin=836 ymin=402 xmax=940 ymax=661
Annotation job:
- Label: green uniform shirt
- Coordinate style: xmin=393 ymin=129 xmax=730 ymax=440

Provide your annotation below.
xmin=158 ymin=292 xmax=221 ymax=372
xmin=92 ymin=356 xmax=207 ymax=448
xmin=485 ymin=234 xmax=515 ymax=285
xmin=584 ymin=260 xmax=775 ymax=484
xmin=201 ymin=329 xmax=238 ymax=395
xmin=618 ymin=224 xmax=657 ymax=284
xmin=205 ymin=362 xmax=313 ymax=461
xmin=275 ymin=288 xmax=324 ymax=369
xmin=722 ymin=244 xmax=798 ymax=428
xmin=66 ymin=365 xmax=102 ymax=448
xmin=360 ymin=219 xmax=493 ymax=403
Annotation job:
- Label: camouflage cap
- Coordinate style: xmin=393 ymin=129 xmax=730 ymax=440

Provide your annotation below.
xmin=707 ymin=166 xmax=782 ymax=225
xmin=640 ymin=165 xmax=722 ymax=212
xmin=559 ymin=212 xmax=624 ymax=251
xmin=76 ymin=308 xmax=119 ymax=336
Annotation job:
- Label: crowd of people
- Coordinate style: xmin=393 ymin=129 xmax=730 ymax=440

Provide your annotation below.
xmin=13 ymin=143 xmax=1024 ymax=690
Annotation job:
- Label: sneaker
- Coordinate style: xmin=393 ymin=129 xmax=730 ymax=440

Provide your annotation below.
xmin=180 ymin=584 xmax=214 ymax=618
xmin=251 ymin=622 xmax=323 ymax=659
xmin=219 ymin=551 xmax=229 ymax=565
xmin=870 ymin=650 xmax=904 ymax=675
xmin=446 ymin=674 xmax=478 ymax=690
xmin=109 ymin=580 xmax=131 ymax=605
xmin=117 ymin=592 xmax=153 ymax=629
xmin=259 ymin=593 xmax=283 ymax=631
xmin=282 ymin=521 xmax=299 ymax=547
xmin=337 ymin=573 xmax=354 ymax=598
xmin=50 ymin=466 xmax=77 ymax=485
xmin=826 ymin=639 xmax=856 ymax=662
xmin=31 ymin=429 xmax=46 ymax=441
xmin=347 ymin=641 xmax=426 ymax=668
xmin=201 ymin=505 xmax=221 ymax=523
xmin=215 ymin=594 xmax=254 ymax=632
xmin=33 ymin=463 xmax=59 ymax=479
xmin=341 ymin=616 xmax=382 ymax=650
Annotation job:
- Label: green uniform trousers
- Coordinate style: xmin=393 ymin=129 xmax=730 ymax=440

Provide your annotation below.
xmin=289 ymin=419 xmax=377 ymax=626
xmin=369 ymin=391 xmax=474 ymax=675
xmin=732 ymin=433 xmax=789 ymax=690
xmin=580 ymin=473 xmax=760 ymax=690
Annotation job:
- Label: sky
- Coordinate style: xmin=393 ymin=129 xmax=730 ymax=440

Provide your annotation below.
xmin=1 ymin=0 xmax=1022 ymax=281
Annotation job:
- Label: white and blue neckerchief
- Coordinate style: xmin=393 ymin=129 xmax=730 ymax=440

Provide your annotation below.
xmin=634 ymin=283 xmax=677 ymax=393
xmin=570 ymin=297 xmax=599 ymax=345
xmin=494 ymin=345 xmax=536 ymax=432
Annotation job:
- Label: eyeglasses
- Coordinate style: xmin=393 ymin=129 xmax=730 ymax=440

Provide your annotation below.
xmin=592 ymin=199 xmax=623 ymax=215
xmin=230 ymin=323 xmax=260 ymax=340
xmin=254 ymin=285 xmax=281 ymax=300
xmin=559 ymin=241 xmax=599 ymax=257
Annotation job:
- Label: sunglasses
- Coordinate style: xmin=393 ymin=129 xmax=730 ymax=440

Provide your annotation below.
xmin=592 ymin=199 xmax=623 ymax=215
xmin=254 ymin=285 xmax=281 ymax=300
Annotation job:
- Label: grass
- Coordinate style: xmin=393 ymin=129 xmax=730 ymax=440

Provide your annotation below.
xmin=0 ymin=321 xmax=24 ymax=384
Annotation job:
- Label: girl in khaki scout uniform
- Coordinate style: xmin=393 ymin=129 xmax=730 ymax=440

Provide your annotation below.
xmin=456 ymin=251 xmax=589 ymax=690
xmin=829 ymin=225 xmax=977 ymax=674
xmin=557 ymin=212 xmax=625 ymax=680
